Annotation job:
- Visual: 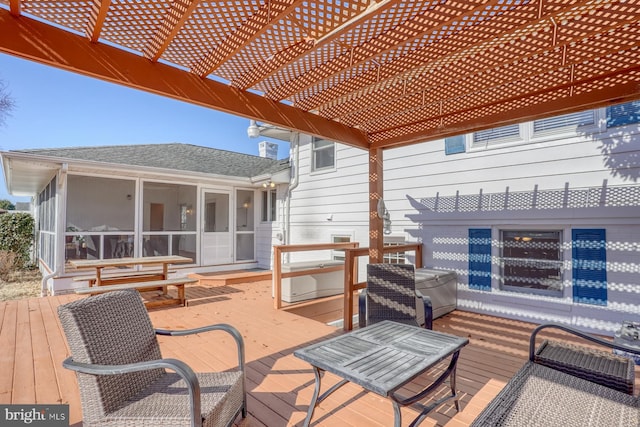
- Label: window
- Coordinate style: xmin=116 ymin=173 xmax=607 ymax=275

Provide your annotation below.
xmin=66 ymin=175 xmax=136 ymax=262
xmin=472 ymin=124 xmax=520 ymax=148
xmin=38 ymin=177 xmax=56 ymax=269
xmin=500 ymin=230 xmax=563 ymax=297
xmin=142 ymin=182 xmax=197 ymax=259
xmin=261 ymin=189 xmax=277 ymax=222
xmin=444 ymin=135 xmax=466 ymax=155
xmin=383 ymin=236 xmax=407 ymax=264
xmin=331 ymin=235 xmax=351 ymax=261
xmin=606 ymin=101 xmax=640 ymax=128
xmin=533 ymin=110 xmax=595 ymax=135
xmin=311 ymin=137 xmax=335 ymax=171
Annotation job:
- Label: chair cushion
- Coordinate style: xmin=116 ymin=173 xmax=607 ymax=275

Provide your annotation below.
xmin=98 ymin=371 xmax=244 ymax=427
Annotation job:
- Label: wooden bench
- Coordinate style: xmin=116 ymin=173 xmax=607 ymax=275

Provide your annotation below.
xmin=74 ymin=277 xmax=198 ymax=308
xmin=73 ymin=270 xmax=177 ymax=287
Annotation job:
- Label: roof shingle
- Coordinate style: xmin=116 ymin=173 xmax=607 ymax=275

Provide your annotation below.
xmin=15 ymin=143 xmax=289 ymax=178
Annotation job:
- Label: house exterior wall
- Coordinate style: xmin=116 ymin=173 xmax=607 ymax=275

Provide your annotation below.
xmin=286 ymin=107 xmax=640 ymax=334
xmin=286 ymin=136 xmax=370 ymax=268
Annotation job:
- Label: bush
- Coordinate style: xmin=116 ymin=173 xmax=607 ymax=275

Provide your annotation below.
xmin=0 ymin=250 xmax=17 ymax=281
xmin=0 ymin=212 xmax=34 ymax=269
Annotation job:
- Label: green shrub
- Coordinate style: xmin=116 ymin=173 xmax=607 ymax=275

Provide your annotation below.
xmin=0 ymin=213 xmax=34 ymax=269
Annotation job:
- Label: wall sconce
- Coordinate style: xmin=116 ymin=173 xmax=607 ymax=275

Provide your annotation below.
xmin=185 ymin=205 xmax=193 ymax=215
xmin=262 ymin=181 xmax=276 ymax=188
xmin=376 ymin=199 xmax=392 ymax=235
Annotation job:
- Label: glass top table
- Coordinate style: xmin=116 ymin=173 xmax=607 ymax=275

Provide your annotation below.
xmin=294 ymin=320 xmax=469 ymax=427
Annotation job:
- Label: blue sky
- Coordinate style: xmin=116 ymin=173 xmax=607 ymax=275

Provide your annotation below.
xmin=0 ymin=53 xmax=290 ymax=204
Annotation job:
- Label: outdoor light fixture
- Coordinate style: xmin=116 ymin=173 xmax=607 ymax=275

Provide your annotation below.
xmin=247 ymin=120 xmax=261 ymax=138
xmin=262 ymin=181 xmax=276 ymax=188
xmin=377 ymin=199 xmax=392 ymax=235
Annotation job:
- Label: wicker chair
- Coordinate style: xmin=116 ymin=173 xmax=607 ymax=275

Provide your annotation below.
xmin=359 ymin=263 xmax=433 ymax=329
xmin=58 ymin=290 xmax=246 ymax=427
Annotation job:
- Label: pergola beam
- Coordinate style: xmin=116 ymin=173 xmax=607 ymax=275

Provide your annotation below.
xmin=0 ymin=9 xmax=370 ymax=150
xmin=372 ymin=76 xmax=640 ymax=149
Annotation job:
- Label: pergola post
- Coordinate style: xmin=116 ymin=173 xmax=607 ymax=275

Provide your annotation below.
xmin=369 ymin=147 xmax=384 ymax=264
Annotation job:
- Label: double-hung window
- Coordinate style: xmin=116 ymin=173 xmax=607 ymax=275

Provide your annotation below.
xmin=311 ymin=137 xmax=335 ymax=171
xmin=261 ymin=189 xmax=277 ymax=222
xmin=500 ymin=230 xmax=563 ymax=297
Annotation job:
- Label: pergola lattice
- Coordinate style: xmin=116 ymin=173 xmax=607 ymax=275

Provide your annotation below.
xmin=1 ymin=0 xmax=639 ymax=259
xmin=2 ymin=0 xmax=639 ymax=150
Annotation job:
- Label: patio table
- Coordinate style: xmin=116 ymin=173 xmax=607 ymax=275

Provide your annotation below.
xmin=294 ymin=320 xmax=469 ymax=427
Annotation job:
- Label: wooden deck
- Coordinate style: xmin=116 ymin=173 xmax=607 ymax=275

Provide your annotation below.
xmin=1 ymin=279 xmax=637 ymax=427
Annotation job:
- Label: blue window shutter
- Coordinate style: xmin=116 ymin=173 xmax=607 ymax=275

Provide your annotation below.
xmin=572 ymin=229 xmax=607 ymax=305
xmin=445 ymin=135 xmax=466 ymax=155
xmin=469 ymin=228 xmax=492 ymax=290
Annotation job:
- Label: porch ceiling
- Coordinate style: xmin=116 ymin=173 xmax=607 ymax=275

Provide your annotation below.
xmin=1 ymin=1 xmax=639 ymax=150
xmin=1 ymin=155 xmax=59 ymax=196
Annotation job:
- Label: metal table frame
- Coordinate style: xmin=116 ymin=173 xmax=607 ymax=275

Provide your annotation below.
xmin=294 ymin=321 xmax=469 ymax=427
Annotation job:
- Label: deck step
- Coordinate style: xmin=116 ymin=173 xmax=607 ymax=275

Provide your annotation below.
xmin=189 ymin=269 xmax=271 ymax=286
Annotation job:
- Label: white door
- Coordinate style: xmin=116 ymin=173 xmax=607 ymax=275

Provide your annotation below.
xmin=201 ymin=189 xmax=233 ymax=264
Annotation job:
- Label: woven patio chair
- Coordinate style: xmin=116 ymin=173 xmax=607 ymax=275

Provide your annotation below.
xmin=58 ymin=289 xmax=246 ymax=427
xmin=359 ymin=263 xmax=433 ymax=329
xmin=530 ymin=322 xmax=636 ymax=394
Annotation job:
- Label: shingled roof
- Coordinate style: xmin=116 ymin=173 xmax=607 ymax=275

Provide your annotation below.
xmin=14 ymin=143 xmax=289 ymax=178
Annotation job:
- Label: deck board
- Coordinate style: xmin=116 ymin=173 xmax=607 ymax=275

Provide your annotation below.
xmin=1 ymin=278 xmax=638 ymax=426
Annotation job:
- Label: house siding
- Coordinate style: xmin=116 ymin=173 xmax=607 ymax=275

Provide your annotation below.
xmin=287 ymin=137 xmax=370 ymax=265
xmin=286 ymin=108 xmax=640 ymax=333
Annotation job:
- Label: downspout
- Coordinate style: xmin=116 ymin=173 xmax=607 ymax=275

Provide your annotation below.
xmin=41 ymin=269 xmax=57 ymax=297
xmin=283 ymin=132 xmax=300 ymax=263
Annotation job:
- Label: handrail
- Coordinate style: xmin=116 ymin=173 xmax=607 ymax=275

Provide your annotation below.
xmin=272 ymin=242 xmax=359 ymax=309
xmin=272 ymin=242 xmax=423 ymax=331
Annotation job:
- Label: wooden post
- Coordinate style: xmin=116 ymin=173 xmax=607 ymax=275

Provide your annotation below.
xmin=415 ymin=244 xmax=423 ymax=268
xmin=273 ymin=245 xmax=282 ymax=309
xmin=369 ymin=147 xmax=384 ymax=264
xmin=343 ymin=247 xmax=356 ymax=331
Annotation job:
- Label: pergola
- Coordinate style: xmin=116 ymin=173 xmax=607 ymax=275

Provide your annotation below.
xmin=1 ymin=0 xmax=639 ymax=259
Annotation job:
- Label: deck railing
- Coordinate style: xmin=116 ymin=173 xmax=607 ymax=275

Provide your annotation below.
xmin=273 ymin=242 xmax=422 ymax=331
xmin=272 ymin=242 xmax=360 ymax=309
